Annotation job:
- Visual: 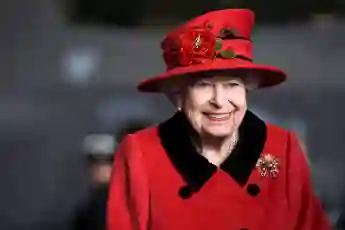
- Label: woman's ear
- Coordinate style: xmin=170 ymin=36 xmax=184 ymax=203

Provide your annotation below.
xmin=176 ymin=94 xmax=183 ymax=111
xmin=165 ymin=91 xmax=182 ymax=110
xmin=159 ymin=77 xmax=186 ymax=110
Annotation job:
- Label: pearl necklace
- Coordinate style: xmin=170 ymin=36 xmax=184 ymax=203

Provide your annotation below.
xmin=212 ymin=131 xmax=238 ymax=166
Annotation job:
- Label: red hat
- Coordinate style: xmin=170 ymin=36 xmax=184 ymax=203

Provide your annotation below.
xmin=137 ymin=9 xmax=287 ymax=92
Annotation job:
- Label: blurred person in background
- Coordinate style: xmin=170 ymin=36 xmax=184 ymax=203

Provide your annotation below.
xmin=72 ymin=134 xmax=116 ymax=230
xmin=107 ymin=9 xmax=331 ymax=230
xmin=72 ymin=120 xmax=150 ymax=230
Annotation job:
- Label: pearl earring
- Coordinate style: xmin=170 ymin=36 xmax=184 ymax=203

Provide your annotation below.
xmin=177 ymin=107 xmax=182 ymax=111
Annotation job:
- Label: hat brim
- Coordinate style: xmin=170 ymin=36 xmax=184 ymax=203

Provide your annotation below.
xmin=137 ymin=59 xmax=287 ymax=92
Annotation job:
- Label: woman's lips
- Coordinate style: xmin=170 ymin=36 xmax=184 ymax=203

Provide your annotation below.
xmin=203 ymin=112 xmax=231 ymax=121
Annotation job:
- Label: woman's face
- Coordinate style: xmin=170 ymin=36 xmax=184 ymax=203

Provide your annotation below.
xmin=179 ymin=75 xmax=248 ymax=138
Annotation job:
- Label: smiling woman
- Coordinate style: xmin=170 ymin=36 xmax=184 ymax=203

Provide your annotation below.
xmin=107 ymin=9 xmax=331 ymax=230
xmin=180 ymin=76 xmax=246 ymax=141
xmin=167 ymin=75 xmax=248 ymax=165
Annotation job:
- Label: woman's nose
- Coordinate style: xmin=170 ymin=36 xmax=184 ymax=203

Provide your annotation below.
xmin=210 ymin=84 xmax=227 ymax=107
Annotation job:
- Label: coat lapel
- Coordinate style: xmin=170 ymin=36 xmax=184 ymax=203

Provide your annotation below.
xmin=158 ymin=110 xmax=267 ymax=192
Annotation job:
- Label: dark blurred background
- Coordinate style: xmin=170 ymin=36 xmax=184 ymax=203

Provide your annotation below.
xmin=0 ymin=0 xmax=345 ymax=229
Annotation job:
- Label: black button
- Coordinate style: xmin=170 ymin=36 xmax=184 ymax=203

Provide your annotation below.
xmin=239 ymin=228 xmax=248 ymax=230
xmin=178 ymin=186 xmax=193 ymax=199
xmin=247 ymin=184 xmax=260 ymax=196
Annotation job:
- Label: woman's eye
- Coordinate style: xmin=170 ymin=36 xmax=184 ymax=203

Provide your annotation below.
xmin=225 ymin=82 xmax=239 ymax=87
xmin=195 ymin=81 xmax=212 ymax=87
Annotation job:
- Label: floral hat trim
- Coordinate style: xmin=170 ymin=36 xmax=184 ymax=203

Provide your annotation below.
xmin=161 ymin=22 xmax=252 ymax=69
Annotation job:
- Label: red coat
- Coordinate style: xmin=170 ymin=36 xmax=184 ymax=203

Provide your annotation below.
xmin=107 ymin=111 xmax=331 ymax=230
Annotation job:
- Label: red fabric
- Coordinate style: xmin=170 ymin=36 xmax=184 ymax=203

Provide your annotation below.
xmin=137 ymin=9 xmax=287 ymax=92
xmin=107 ymin=124 xmax=331 ymax=230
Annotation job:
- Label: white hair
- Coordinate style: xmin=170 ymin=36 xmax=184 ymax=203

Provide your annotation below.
xmin=158 ymin=77 xmax=185 ymax=107
xmin=158 ymin=71 xmax=261 ymax=106
xmin=243 ymin=72 xmax=260 ymax=91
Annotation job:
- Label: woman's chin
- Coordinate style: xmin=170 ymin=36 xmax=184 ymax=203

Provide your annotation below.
xmin=202 ymin=128 xmax=233 ymax=138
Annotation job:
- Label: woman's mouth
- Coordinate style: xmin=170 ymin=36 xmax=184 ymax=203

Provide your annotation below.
xmin=203 ymin=112 xmax=231 ymax=121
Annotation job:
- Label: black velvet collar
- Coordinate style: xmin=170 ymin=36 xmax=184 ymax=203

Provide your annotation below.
xmin=158 ymin=110 xmax=267 ymax=192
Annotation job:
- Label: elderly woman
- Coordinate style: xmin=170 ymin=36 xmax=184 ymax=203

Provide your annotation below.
xmin=107 ymin=9 xmax=331 ymax=230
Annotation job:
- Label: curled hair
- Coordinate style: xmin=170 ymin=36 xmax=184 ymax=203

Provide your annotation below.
xmin=158 ymin=70 xmax=260 ymax=106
